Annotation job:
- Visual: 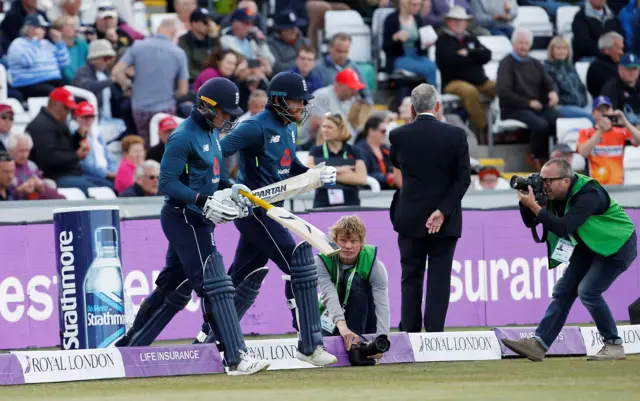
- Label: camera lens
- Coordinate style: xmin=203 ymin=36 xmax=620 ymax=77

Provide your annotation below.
xmin=374 ymin=335 xmax=391 ymax=353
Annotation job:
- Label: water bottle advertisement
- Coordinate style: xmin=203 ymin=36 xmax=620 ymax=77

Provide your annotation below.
xmin=53 ymin=206 xmax=126 ymax=351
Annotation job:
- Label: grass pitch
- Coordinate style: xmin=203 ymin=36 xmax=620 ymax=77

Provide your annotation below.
xmin=3 ymin=355 xmax=639 ymax=401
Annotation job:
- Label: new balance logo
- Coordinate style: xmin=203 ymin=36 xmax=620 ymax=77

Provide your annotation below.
xmin=269 ymin=135 xmax=281 ymax=143
xmin=203 ymin=144 xmax=210 ymax=152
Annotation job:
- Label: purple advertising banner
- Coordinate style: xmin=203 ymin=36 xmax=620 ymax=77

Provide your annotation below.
xmin=0 ymin=354 xmax=25 ymax=385
xmin=1 ymin=210 xmax=639 ymax=350
xmin=119 ymin=344 xmax=224 ymax=378
xmin=323 ymin=332 xmax=415 ymax=367
xmin=492 ymin=326 xmax=587 ymax=356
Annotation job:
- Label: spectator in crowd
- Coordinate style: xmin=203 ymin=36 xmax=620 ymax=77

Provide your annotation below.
xmin=578 ymin=96 xmax=640 ymax=185
xmin=267 ymin=10 xmax=311 ymax=75
xmin=0 ymin=0 xmax=49 ymax=52
xmin=355 ymin=115 xmax=396 ymax=190
xmin=287 ymin=46 xmax=324 ymax=96
xmin=317 ymin=215 xmax=391 ymax=349
xmin=219 ymin=8 xmax=275 ymax=74
xmin=26 ymin=87 xmax=105 ymax=195
xmin=238 ymin=89 xmax=267 ymax=123
xmin=474 ymin=166 xmax=509 ymax=190
xmin=544 ymin=37 xmax=592 ymax=121
xmin=383 ymin=0 xmax=437 ymax=85
xmin=173 ymin=0 xmax=198 ymax=42
xmin=423 ymin=0 xmax=490 ymax=36
xmin=114 ymin=135 xmax=145 ymax=193
xmin=306 ymin=68 xmax=365 ymax=146
xmin=94 ymin=0 xmax=145 ymax=41
xmin=348 ymin=100 xmax=375 ymax=133
xmin=550 ymin=143 xmax=575 ymax=163
xmin=470 ymin=0 xmax=517 ymax=37
xmin=72 ymin=102 xmax=118 ymax=188
xmin=307 ymin=113 xmax=366 ymax=208
xmin=44 ymin=0 xmax=82 ymax=23
xmin=217 ymin=0 xmax=266 ymax=30
xmin=53 ymin=15 xmax=88 ymax=84
xmin=618 ymin=0 xmax=640 ymax=51
xmin=435 ymin=6 xmax=495 ymax=141
xmin=94 ymin=1 xmax=134 ymax=57
xmin=601 ymin=53 xmax=640 ymax=124
xmin=119 ymin=159 xmax=161 ymax=197
xmin=497 ymin=27 xmax=560 ymax=170
xmin=0 ymin=104 xmax=14 ymax=151
xmin=234 ymin=57 xmax=269 ymax=112
xmin=178 ymin=8 xmax=220 ymax=84
xmin=7 ymin=14 xmax=69 ymax=98
xmin=6 ymin=133 xmax=65 ymax=200
xmin=147 ymin=115 xmax=177 ymax=163
xmin=193 ymin=48 xmax=238 ymax=93
xmin=0 ymin=152 xmax=17 ymax=201
xmin=572 ymin=0 xmax=625 ymax=62
xmin=314 ymin=33 xmax=373 ymax=104
xmin=305 ymin=0 xmax=350 ymax=51
xmin=112 ymin=18 xmax=189 ymax=148
xmin=587 ymin=32 xmax=625 ymax=98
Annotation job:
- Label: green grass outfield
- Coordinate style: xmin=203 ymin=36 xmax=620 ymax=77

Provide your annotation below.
xmin=2 ymin=356 xmax=640 ymax=401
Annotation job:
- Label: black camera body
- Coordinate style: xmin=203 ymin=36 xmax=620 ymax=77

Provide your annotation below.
xmin=511 ymin=173 xmax=548 ymax=243
xmin=348 ymin=335 xmax=391 ymax=366
xmin=605 ymin=114 xmax=625 ymax=127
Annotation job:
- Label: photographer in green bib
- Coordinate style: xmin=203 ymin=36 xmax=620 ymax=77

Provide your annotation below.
xmin=502 ymin=158 xmax=637 ymax=362
xmin=316 ymin=215 xmax=390 ymax=361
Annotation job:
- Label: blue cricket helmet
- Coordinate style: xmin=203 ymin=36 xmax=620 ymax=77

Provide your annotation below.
xmin=196 ymin=77 xmax=244 ymax=117
xmin=267 ymin=71 xmax=314 ymax=101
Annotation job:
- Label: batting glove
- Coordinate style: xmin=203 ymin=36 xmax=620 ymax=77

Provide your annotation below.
xmin=320 ymin=165 xmax=337 ymax=186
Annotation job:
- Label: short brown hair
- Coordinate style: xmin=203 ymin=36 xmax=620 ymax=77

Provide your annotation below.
xmin=121 ymin=135 xmax=145 ymax=153
xmin=297 ymin=45 xmax=316 ymax=57
xmin=329 ymin=215 xmax=367 ymax=243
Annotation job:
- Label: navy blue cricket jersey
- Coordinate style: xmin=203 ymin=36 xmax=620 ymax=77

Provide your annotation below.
xmin=221 ymin=107 xmax=308 ymax=190
xmin=158 ymin=108 xmax=232 ymax=214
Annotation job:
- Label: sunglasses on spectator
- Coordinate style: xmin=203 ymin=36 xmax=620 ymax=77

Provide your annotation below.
xmin=146 ymin=175 xmax=158 ymax=180
xmin=325 ymin=112 xmax=345 ymax=125
xmin=1 ymin=114 xmax=13 ymax=121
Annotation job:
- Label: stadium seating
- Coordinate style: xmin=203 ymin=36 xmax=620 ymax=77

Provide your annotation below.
xmin=478 ymin=36 xmax=513 ymax=62
xmin=57 ymin=187 xmax=87 ymax=200
xmin=323 ymin=10 xmax=372 ymax=64
xmin=88 ymin=186 xmax=118 ymax=199
xmin=513 ymin=6 xmax=554 ymax=38
xmin=556 ymin=117 xmax=592 ymax=150
xmin=556 ymin=5 xmax=580 ymax=43
xmin=149 ymin=112 xmax=185 ymax=147
xmin=624 ymin=146 xmax=640 ymax=185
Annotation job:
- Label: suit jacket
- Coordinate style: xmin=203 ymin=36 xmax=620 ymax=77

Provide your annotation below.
xmin=389 ymin=114 xmax=471 ymax=238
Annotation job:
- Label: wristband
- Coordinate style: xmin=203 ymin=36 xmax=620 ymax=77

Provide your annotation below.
xmin=195 ymin=193 xmax=207 ymax=208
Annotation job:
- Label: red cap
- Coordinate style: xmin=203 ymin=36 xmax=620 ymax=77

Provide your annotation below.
xmin=49 ymin=87 xmax=77 ymax=109
xmin=335 ymin=68 xmax=365 ymax=91
xmin=159 ymin=116 xmax=178 ymax=132
xmin=0 ymin=104 xmax=14 ymax=114
xmin=74 ymin=101 xmax=96 ymax=117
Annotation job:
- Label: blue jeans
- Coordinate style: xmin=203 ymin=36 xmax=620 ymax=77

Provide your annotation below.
xmin=394 ymin=48 xmax=437 ymax=85
xmin=56 ymin=175 xmax=115 ymax=196
xmin=557 ymin=105 xmax=595 ymax=124
xmin=535 ymin=231 xmax=638 ymax=349
xmin=489 ymin=26 xmax=514 ymax=38
xmin=322 ymin=273 xmax=377 ymax=336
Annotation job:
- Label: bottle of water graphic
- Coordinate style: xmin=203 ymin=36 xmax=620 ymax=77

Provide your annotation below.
xmin=83 ymin=226 xmax=126 ymax=348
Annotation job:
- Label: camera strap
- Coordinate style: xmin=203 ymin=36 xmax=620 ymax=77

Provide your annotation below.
xmin=335 ymin=267 xmax=358 ymax=310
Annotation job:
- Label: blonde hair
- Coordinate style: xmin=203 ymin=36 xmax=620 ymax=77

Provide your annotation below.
xmin=329 ymin=215 xmax=367 ymax=243
xmin=323 ymin=113 xmax=351 ymax=142
xmin=348 ymin=100 xmax=374 ymax=132
xmin=547 ymin=36 xmax=571 ymax=62
xmin=53 ymin=15 xmax=78 ymax=30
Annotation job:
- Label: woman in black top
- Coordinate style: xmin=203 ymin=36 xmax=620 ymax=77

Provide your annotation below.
xmin=308 ymin=113 xmax=367 ymax=208
xmin=354 ymin=115 xmax=396 ymax=190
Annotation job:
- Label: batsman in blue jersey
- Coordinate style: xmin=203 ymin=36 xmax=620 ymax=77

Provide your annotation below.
xmin=193 ymin=72 xmax=338 ymax=367
xmin=115 ymin=77 xmax=269 ymax=376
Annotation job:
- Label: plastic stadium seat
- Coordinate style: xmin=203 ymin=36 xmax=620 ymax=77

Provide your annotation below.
xmin=324 ymin=10 xmax=372 ymax=63
xmin=27 ymin=97 xmax=48 ymax=119
xmin=513 ymin=6 xmax=554 ymax=37
xmin=575 ymin=62 xmax=589 ymax=86
xmin=478 ymin=36 xmax=512 ymax=62
xmin=371 ymin=7 xmax=395 ymax=81
xmin=57 ymin=188 xmax=87 ymax=200
xmin=0 ymin=63 xmax=7 ymax=100
xmin=483 ymin=62 xmax=500 ymax=81
xmin=88 ymin=186 xmax=118 ymax=200
xmin=365 ymin=176 xmax=381 ymax=192
xmin=624 ymin=145 xmax=640 ymax=169
xmin=149 ymin=113 xmax=185 ymax=147
xmin=556 ymin=117 xmax=593 ymax=150
xmin=556 ymin=6 xmax=580 ymax=40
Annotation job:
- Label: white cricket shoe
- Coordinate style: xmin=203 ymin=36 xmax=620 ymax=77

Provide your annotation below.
xmin=227 ymin=351 xmax=270 ymax=376
xmin=296 ymin=345 xmax=337 ymax=367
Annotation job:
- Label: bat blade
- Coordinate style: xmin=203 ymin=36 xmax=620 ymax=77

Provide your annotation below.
xmin=265 ymin=206 xmax=341 ymax=256
xmin=250 ymin=163 xmax=324 ymax=204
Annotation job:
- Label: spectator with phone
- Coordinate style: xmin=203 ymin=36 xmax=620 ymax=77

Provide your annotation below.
xmin=577 ymin=96 xmax=640 ymax=185
xmin=600 ymin=53 xmax=640 ymax=125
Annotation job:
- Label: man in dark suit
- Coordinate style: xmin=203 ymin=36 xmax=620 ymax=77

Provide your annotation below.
xmin=389 ymin=84 xmax=471 ymax=333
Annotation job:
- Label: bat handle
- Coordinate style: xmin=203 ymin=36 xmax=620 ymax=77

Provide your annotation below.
xmin=238 ymin=189 xmax=273 ymax=211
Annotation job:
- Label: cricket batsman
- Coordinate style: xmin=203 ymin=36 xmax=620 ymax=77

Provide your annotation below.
xmin=194 ymin=72 xmax=339 ymax=367
xmin=116 ymin=77 xmax=270 ymax=376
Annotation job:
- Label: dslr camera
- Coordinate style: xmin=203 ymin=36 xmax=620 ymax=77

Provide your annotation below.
xmin=348 ymin=334 xmax=391 ymax=366
xmin=510 ymin=173 xmax=548 ymax=243
xmin=605 ymin=114 xmax=625 ymax=127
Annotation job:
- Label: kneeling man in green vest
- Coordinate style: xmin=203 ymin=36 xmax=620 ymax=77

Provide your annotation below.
xmin=503 ymin=158 xmax=637 ymax=361
xmin=316 ymin=215 xmax=391 ymax=358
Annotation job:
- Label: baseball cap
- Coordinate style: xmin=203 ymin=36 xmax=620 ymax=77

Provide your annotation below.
xmin=49 ymin=87 xmax=77 ymax=109
xmin=620 ymin=53 xmax=640 ymax=68
xmin=24 ymin=14 xmax=49 ymax=28
xmin=0 ymin=104 xmax=14 ymax=115
xmin=592 ymin=96 xmax=613 ymax=110
xmin=190 ymin=8 xmax=214 ymax=23
xmin=478 ymin=166 xmax=501 ymax=180
xmin=335 ymin=68 xmax=365 ymax=91
xmin=74 ymin=101 xmax=96 ymax=117
xmin=97 ymin=1 xmax=118 ymax=20
xmin=231 ymin=7 xmax=256 ymax=22
xmin=272 ymin=10 xmax=307 ymax=30
xmin=552 ymin=143 xmax=573 ymax=154
xmin=159 ymin=116 xmax=178 ymax=132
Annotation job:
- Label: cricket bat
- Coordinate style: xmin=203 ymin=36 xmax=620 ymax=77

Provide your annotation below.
xmin=250 ymin=163 xmax=325 ymax=203
xmin=238 ymin=189 xmax=341 ymax=256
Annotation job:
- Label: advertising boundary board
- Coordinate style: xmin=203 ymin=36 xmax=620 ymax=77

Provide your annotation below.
xmin=3 ymin=326 xmax=638 ymax=386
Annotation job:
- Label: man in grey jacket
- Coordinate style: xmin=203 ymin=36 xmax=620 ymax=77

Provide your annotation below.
xmin=267 ymin=10 xmax=312 ymax=75
xmin=316 ymin=215 xmax=390 ymax=355
xmin=470 ymin=0 xmax=518 ymax=37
